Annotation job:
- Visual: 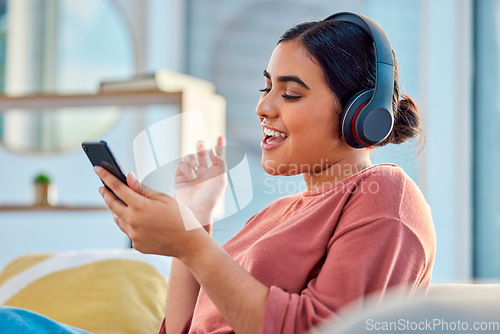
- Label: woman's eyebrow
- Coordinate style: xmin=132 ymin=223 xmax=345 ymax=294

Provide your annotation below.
xmin=263 ymin=70 xmax=310 ymax=89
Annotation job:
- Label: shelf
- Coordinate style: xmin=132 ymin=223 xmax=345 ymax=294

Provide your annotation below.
xmin=0 ymin=205 xmax=108 ymax=212
xmin=0 ymin=90 xmax=182 ymax=109
xmin=0 ymin=77 xmax=226 ymax=212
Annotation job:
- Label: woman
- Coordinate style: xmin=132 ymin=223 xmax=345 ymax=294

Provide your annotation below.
xmin=96 ymin=12 xmax=436 ymax=334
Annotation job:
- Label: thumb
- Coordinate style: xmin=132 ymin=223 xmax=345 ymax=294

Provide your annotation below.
xmin=127 ymin=172 xmax=157 ymax=198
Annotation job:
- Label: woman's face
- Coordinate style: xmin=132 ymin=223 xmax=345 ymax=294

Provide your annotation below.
xmin=256 ymin=40 xmax=350 ymax=175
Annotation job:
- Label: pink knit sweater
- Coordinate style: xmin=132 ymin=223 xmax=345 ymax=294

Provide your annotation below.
xmin=159 ymin=163 xmax=436 ymax=333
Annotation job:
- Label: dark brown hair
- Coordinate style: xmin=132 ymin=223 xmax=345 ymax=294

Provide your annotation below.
xmin=278 ymin=20 xmax=420 ymax=147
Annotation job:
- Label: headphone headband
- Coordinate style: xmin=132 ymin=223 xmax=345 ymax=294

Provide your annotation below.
xmin=324 ymin=12 xmax=394 ymax=66
xmin=324 ymin=12 xmax=395 ymax=148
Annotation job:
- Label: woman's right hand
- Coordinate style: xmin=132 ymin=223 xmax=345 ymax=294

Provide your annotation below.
xmin=173 ymin=136 xmax=227 ymax=229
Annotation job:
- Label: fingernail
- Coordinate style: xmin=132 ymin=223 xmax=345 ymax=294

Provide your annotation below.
xmin=94 ymin=166 xmax=103 ymax=174
xmin=98 ymin=187 xmax=104 ymax=195
xmin=128 ymin=172 xmax=139 ymax=186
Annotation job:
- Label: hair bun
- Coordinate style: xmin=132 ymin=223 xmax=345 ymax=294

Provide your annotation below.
xmin=377 ymin=94 xmax=420 ymax=146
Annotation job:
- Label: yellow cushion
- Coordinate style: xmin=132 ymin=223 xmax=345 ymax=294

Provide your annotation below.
xmin=0 ymin=249 xmax=171 ymax=334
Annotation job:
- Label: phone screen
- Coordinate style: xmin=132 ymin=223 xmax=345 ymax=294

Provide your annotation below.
xmin=82 ymin=140 xmax=127 ymax=201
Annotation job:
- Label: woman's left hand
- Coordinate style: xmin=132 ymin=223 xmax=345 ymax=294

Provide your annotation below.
xmin=174 ymin=137 xmax=227 ymax=227
xmin=95 ymin=166 xmax=207 ymax=257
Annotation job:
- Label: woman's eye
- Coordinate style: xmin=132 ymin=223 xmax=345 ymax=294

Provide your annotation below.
xmin=282 ymin=94 xmax=301 ymax=100
xmin=258 ymin=88 xmax=301 ymax=100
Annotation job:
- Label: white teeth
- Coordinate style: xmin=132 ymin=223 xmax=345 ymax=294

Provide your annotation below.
xmin=263 ymin=127 xmax=287 ymax=138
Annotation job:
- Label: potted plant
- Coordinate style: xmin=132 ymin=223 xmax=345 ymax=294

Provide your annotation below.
xmin=33 ymin=173 xmax=56 ymax=206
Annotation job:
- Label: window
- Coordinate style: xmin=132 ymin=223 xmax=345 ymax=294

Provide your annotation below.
xmin=0 ymin=0 xmax=134 ymax=152
xmin=473 ymin=0 xmax=500 ymax=279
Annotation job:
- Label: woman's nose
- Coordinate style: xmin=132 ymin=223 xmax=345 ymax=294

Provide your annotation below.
xmin=255 ymin=93 xmax=279 ymax=119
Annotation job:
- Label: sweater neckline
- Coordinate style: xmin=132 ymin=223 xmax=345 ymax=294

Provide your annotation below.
xmin=301 ymin=163 xmax=398 ymax=197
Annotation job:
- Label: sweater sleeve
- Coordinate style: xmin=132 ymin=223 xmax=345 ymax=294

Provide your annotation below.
xmin=158 ymin=318 xmax=166 ymax=334
xmin=261 ymin=218 xmax=429 ymax=334
xmin=158 ymin=315 xmax=193 ymax=334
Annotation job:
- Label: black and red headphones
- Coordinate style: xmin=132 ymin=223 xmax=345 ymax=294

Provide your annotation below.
xmin=324 ymin=12 xmax=395 ymax=149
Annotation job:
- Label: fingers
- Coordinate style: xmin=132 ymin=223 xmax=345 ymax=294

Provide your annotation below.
xmin=111 ymin=211 xmax=129 ymax=235
xmin=126 ymin=172 xmax=159 ymax=197
xmin=99 ymin=185 xmax=128 ymax=218
xmin=175 ymin=160 xmax=197 ymax=182
xmin=184 ymin=154 xmax=198 ymax=171
xmin=95 ymin=166 xmax=139 ymax=205
xmin=215 ymin=136 xmax=226 ymax=159
xmin=180 ymin=138 xmax=226 ymax=174
xmin=209 ymin=150 xmax=227 ymax=176
xmin=126 ymin=172 xmax=141 ymax=192
xmin=196 ymin=141 xmax=209 ymax=168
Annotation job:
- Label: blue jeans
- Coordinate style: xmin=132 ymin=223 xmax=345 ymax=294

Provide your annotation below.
xmin=0 ymin=306 xmax=92 ymax=334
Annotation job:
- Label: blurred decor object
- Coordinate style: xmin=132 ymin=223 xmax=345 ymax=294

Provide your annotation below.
xmin=0 ymin=0 xmax=134 ymax=153
xmin=99 ymin=69 xmax=226 ymax=160
xmin=99 ymin=69 xmax=215 ymax=93
xmin=33 ymin=173 xmax=56 ymax=207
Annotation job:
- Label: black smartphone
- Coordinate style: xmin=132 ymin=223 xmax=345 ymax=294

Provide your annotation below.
xmin=82 ymin=140 xmax=128 ymax=202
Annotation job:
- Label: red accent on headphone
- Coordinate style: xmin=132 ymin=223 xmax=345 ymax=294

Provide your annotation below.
xmin=351 ymin=101 xmax=369 ymax=144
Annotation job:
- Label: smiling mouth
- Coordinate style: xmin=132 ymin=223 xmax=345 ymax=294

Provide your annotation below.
xmin=263 ymin=127 xmax=288 ymax=144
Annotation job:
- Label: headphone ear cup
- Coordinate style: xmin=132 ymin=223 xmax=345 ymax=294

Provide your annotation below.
xmin=340 ymin=89 xmax=374 ymax=148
